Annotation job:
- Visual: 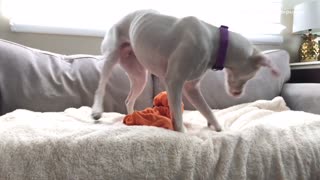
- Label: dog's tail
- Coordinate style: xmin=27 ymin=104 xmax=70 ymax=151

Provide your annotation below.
xmin=99 ymin=25 xmax=125 ymax=81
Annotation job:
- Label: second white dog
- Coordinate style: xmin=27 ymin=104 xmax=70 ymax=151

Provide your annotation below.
xmin=92 ymin=10 xmax=279 ymax=132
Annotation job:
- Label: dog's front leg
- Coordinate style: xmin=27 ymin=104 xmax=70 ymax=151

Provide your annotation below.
xmin=165 ymin=79 xmax=186 ymax=132
xmin=163 ymin=42 xmax=195 ymax=132
xmin=183 ymin=80 xmax=222 ymax=131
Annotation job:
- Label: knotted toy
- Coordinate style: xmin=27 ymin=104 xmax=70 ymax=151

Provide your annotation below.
xmin=123 ymin=91 xmax=184 ymax=130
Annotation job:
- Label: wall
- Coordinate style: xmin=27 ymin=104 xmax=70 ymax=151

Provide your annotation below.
xmin=0 ymin=0 xmax=102 ymax=55
xmin=0 ymin=0 xmax=314 ymax=60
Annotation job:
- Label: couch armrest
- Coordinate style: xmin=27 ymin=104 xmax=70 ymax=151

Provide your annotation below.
xmin=281 ymin=83 xmax=320 ymax=115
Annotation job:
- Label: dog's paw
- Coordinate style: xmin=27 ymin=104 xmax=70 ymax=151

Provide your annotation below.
xmin=215 ymin=127 xmax=223 ymax=132
xmin=208 ymin=123 xmax=223 ymax=132
xmin=181 ymin=125 xmax=188 ymax=133
xmin=175 ymin=125 xmax=188 ymax=133
xmin=91 ymin=112 xmax=102 ymax=120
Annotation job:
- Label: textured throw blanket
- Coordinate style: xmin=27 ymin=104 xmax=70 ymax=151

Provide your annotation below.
xmin=1 ymin=97 xmax=320 ymax=180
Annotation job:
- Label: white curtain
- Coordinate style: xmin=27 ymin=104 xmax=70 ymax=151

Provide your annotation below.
xmin=2 ymin=0 xmax=284 ymax=37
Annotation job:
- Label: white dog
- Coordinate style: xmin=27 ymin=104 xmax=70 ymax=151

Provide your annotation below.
xmin=91 ymin=10 xmax=279 ymax=132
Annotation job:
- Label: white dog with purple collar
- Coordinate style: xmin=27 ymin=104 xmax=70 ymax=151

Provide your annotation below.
xmin=92 ymin=10 xmax=279 ymax=132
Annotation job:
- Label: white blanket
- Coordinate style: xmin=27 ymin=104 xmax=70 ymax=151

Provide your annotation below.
xmin=1 ymin=97 xmax=320 ymax=180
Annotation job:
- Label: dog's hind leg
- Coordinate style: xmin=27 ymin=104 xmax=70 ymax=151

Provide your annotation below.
xmin=120 ymin=55 xmax=148 ymax=114
xmin=92 ymin=28 xmax=122 ymax=119
xmin=91 ymin=50 xmax=120 ymax=120
xmin=183 ymin=79 xmax=222 ymax=131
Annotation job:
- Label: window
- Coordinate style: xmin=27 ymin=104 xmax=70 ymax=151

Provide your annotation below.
xmin=2 ymin=0 xmax=284 ymax=43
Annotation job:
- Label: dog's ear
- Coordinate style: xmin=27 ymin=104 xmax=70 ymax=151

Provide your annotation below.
xmin=250 ymin=53 xmax=280 ymax=77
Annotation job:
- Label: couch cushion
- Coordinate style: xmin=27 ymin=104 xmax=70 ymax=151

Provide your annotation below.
xmin=281 ymin=83 xmax=320 ymax=115
xmin=154 ymin=49 xmax=291 ymax=110
xmin=0 ymin=39 xmax=154 ymax=115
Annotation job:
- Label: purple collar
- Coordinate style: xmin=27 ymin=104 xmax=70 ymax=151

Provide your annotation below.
xmin=212 ymin=25 xmax=229 ymax=70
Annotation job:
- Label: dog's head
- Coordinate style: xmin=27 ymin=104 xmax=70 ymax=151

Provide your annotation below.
xmin=224 ymin=49 xmax=280 ymax=97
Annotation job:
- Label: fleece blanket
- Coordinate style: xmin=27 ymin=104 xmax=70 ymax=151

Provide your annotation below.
xmin=0 ymin=97 xmax=320 ymax=180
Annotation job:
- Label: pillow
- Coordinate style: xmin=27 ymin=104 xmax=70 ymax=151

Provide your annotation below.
xmin=154 ymin=49 xmax=291 ymax=110
xmin=0 ymin=39 xmax=154 ymax=115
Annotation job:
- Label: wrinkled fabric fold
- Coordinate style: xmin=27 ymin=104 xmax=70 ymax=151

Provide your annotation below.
xmin=123 ymin=91 xmax=184 ymax=130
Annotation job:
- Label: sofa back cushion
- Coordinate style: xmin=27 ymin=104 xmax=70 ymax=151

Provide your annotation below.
xmin=0 ymin=39 xmax=290 ymax=114
xmin=154 ymin=49 xmax=291 ymax=110
xmin=0 ymin=39 xmax=154 ymax=115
